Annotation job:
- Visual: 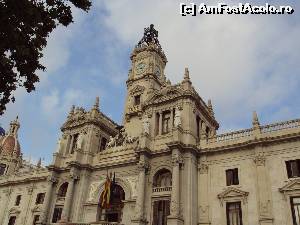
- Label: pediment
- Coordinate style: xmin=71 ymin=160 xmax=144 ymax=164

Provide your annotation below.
xmin=130 ymin=85 xmax=145 ymax=95
xmin=9 ymin=207 xmax=21 ymax=215
xmin=146 ymin=86 xmax=184 ymax=105
xmin=31 ymin=205 xmax=42 ymax=212
xmin=279 ymin=178 xmax=300 ymax=193
xmin=218 ymin=187 xmax=249 ymax=205
xmin=218 ymin=187 xmax=249 ymax=199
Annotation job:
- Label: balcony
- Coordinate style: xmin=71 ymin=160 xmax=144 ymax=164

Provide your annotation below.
xmin=49 ymin=222 xmax=123 ymax=225
xmin=153 ymin=186 xmax=172 ymax=193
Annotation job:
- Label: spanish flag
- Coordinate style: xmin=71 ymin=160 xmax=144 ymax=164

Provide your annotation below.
xmin=100 ymin=174 xmax=112 ymax=208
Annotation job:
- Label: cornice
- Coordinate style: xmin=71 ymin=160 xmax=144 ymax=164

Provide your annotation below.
xmin=200 ymin=131 xmax=300 ymax=155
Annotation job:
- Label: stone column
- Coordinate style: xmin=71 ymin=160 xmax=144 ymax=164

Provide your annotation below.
xmin=168 ymin=149 xmax=184 ymax=225
xmin=40 ymin=173 xmax=57 ymax=224
xmin=132 ymin=155 xmax=149 ymax=225
xmin=159 ymin=112 xmax=163 ymax=135
xmin=0 ymin=188 xmax=12 ymax=225
xmin=198 ymin=161 xmax=210 ymax=225
xmin=171 ymin=108 xmax=174 ymax=128
xmin=61 ymin=171 xmax=79 ymax=222
xmin=254 ymin=152 xmax=273 ymax=225
xmin=74 ymin=169 xmax=91 ymax=222
xmin=67 ymin=135 xmax=73 ymax=155
xmin=23 ymin=185 xmax=35 ymax=225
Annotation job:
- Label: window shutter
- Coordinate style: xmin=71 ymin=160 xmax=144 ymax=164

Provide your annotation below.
xmin=234 ymin=168 xmax=239 ymax=185
xmin=286 ymin=161 xmax=292 ymax=178
xmin=238 ymin=202 xmax=243 ymax=225
xmin=152 ymin=201 xmax=159 ymax=225
xmin=226 ymin=170 xmax=230 ymax=186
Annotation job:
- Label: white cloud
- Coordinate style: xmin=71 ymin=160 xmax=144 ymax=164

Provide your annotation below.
xmin=96 ymin=0 xmax=300 ymax=130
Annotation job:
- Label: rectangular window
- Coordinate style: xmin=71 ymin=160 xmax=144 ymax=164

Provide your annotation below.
xmin=196 ymin=116 xmax=200 ymax=139
xmin=152 ymin=200 xmax=170 ymax=225
xmin=155 ymin=113 xmax=160 ymax=136
xmin=15 ymin=195 xmax=21 ymax=206
xmin=100 ymin=137 xmax=107 ymax=151
xmin=134 ymin=95 xmax=141 ymax=105
xmin=32 ymin=215 xmax=40 ymax=225
xmin=226 ymin=202 xmax=243 ymax=225
xmin=8 ymin=216 xmax=16 ymax=225
xmin=291 ymin=197 xmax=300 ymax=225
xmin=226 ymin=168 xmax=239 ymax=186
xmin=0 ymin=164 xmax=6 ymax=175
xmin=162 ymin=111 xmax=171 ymax=134
xmin=286 ymin=160 xmax=300 ymax=178
xmin=35 ymin=193 xmax=45 ymax=205
xmin=52 ymin=207 xmax=63 ymax=223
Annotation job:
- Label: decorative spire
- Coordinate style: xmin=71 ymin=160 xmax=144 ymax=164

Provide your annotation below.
xmin=70 ymin=105 xmax=75 ymax=114
xmin=137 ymin=24 xmax=161 ymax=49
xmin=207 ymin=99 xmax=215 ymax=118
xmin=252 ymin=111 xmax=260 ymax=128
xmin=9 ymin=116 xmax=20 ymax=136
xmin=184 ymin=67 xmax=190 ymax=81
xmin=37 ymin=158 xmax=42 ymax=168
xmin=181 ymin=67 xmax=192 ymax=90
xmin=94 ymin=96 xmax=100 ymax=109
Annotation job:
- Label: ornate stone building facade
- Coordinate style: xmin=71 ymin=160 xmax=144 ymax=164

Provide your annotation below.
xmin=1 ymin=25 xmax=300 ymax=225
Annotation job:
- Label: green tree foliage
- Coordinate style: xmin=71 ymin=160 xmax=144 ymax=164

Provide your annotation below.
xmin=0 ymin=0 xmax=92 ymax=115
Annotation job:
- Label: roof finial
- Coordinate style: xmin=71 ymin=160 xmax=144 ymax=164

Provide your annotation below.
xmin=37 ymin=158 xmax=42 ymax=168
xmin=9 ymin=116 xmax=20 ymax=136
xmin=207 ymin=99 xmax=215 ymax=118
xmin=94 ymin=96 xmax=100 ymax=110
xmin=184 ymin=67 xmax=190 ymax=80
xmin=137 ymin=24 xmax=161 ymax=49
xmin=252 ymin=111 xmax=260 ymax=128
xmin=68 ymin=105 xmax=75 ymax=118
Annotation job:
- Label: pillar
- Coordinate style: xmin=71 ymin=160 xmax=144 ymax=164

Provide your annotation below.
xmin=159 ymin=112 xmax=163 ymax=135
xmin=132 ymin=155 xmax=149 ymax=225
xmin=0 ymin=188 xmax=12 ymax=225
xmin=171 ymin=108 xmax=175 ymax=129
xmin=254 ymin=151 xmax=274 ymax=225
xmin=197 ymin=161 xmax=210 ymax=225
xmin=40 ymin=173 xmax=57 ymax=224
xmin=168 ymin=148 xmax=184 ymax=225
xmin=61 ymin=171 xmax=79 ymax=222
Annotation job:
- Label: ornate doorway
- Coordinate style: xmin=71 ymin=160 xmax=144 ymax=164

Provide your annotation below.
xmin=152 ymin=200 xmax=170 ymax=225
xmin=99 ymin=184 xmax=125 ymax=223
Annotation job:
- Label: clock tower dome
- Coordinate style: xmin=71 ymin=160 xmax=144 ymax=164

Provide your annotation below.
xmin=123 ymin=24 xmax=167 ymax=136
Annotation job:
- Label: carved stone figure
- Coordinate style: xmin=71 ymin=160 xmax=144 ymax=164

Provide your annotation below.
xmin=174 ymin=108 xmax=182 ymax=127
xmin=107 ymin=136 xmax=116 ymax=148
xmin=142 ymin=116 xmax=150 ymax=134
xmin=88 ymin=182 xmax=101 ymax=202
xmin=55 ymin=137 xmax=62 ymax=153
xmin=76 ymin=133 xmax=85 ymax=149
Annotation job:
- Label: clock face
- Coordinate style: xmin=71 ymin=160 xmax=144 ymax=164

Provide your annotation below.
xmin=154 ymin=66 xmax=161 ymax=76
xmin=135 ymin=62 xmax=147 ymax=75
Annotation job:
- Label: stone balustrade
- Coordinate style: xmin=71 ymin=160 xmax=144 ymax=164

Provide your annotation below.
xmin=215 ymin=128 xmax=253 ymax=142
xmin=152 ymin=186 xmax=172 ymax=192
xmin=206 ymin=118 xmax=300 ymax=145
xmin=260 ymin=118 xmax=300 ymax=133
xmin=48 ymin=222 xmax=123 ymax=225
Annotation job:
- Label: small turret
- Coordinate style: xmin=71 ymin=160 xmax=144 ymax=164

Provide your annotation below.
xmin=181 ymin=67 xmax=192 ymax=90
xmin=252 ymin=111 xmax=260 ymax=128
xmin=37 ymin=158 xmax=42 ymax=168
xmin=207 ymin=99 xmax=215 ymax=118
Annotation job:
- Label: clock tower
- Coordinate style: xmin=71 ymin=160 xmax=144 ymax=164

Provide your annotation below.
xmin=123 ymin=24 xmax=167 ymax=136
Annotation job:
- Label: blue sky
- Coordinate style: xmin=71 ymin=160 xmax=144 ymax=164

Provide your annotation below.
xmin=1 ymin=0 xmax=300 ymax=165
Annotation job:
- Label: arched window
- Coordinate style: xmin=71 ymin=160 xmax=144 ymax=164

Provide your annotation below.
xmin=0 ymin=164 xmax=6 ymax=175
xmin=100 ymin=184 xmax=125 ymax=223
xmin=57 ymin=182 xmax=68 ymax=198
xmin=153 ymin=169 xmax=172 ymax=187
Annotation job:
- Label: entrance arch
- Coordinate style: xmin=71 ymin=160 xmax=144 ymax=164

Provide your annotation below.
xmin=98 ymin=184 xmax=125 ymax=223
